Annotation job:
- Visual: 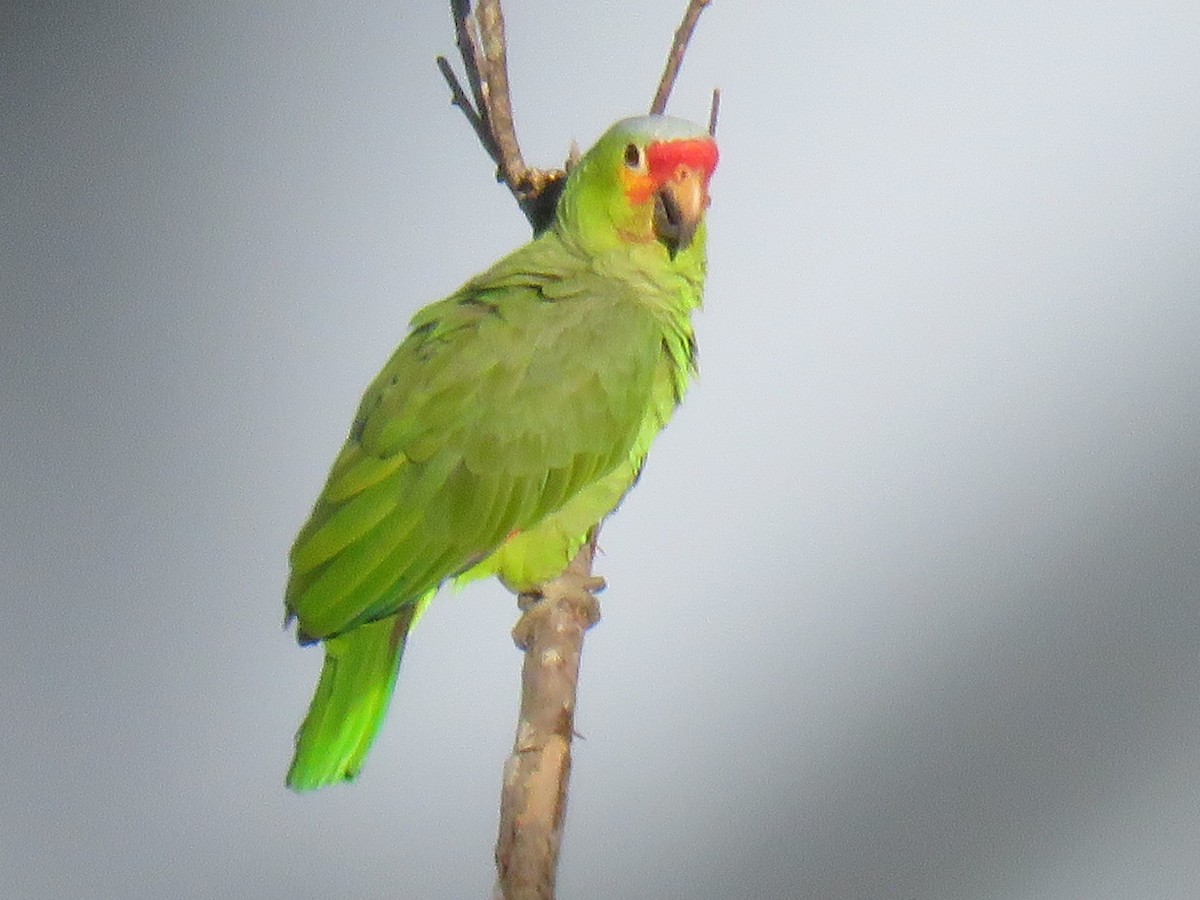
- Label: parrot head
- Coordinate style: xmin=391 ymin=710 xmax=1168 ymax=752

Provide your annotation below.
xmin=559 ymin=115 xmax=719 ymax=260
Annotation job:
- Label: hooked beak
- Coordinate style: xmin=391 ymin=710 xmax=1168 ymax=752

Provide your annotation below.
xmin=653 ymin=165 xmax=708 ymax=257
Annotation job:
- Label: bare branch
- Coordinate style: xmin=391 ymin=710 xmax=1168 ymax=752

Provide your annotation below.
xmin=436 ymin=56 xmax=497 ymax=165
xmin=476 ymin=0 xmax=527 ymax=188
xmin=439 ymin=0 xmax=564 ymax=231
xmin=495 ymin=530 xmax=603 ymax=900
xmin=450 ymin=0 xmax=491 ymax=132
xmin=708 ymin=86 xmax=721 ymax=136
xmin=650 ymin=0 xmax=713 ymax=115
xmin=434 ymin=2 xmax=716 ymax=895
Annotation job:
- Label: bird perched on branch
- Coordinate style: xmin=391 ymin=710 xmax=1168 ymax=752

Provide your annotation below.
xmin=285 ymin=114 xmax=719 ymax=791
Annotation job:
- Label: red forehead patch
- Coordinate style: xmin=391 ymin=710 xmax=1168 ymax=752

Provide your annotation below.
xmin=646 ymin=138 xmax=719 ymax=184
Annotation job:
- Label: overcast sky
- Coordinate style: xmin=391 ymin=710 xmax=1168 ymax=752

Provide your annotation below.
xmin=3 ymin=2 xmax=1199 ymax=898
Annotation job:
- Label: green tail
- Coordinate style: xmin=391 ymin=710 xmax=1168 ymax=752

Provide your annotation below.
xmin=286 ymin=605 xmax=420 ymax=792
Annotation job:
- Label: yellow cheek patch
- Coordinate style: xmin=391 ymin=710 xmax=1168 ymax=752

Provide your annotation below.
xmin=619 ymin=166 xmax=655 ymax=205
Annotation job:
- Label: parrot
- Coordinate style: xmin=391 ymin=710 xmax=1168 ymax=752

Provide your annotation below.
xmin=284 ymin=114 xmax=719 ymax=791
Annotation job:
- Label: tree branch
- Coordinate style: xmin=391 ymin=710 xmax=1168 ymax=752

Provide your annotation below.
xmin=449 ymin=0 xmax=491 ymax=145
xmin=436 ymin=56 xmax=495 ymax=164
xmin=438 ymin=0 xmax=565 ymax=232
xmin=650 ymin=0 xmax=713 ymax=115
xmin=494 ymin=530 xmax=602 ymax=900
xmin=435 ymin=3 xmax=714 ymax=897
xmin=475 ymin=0 xmax=525 ymax=188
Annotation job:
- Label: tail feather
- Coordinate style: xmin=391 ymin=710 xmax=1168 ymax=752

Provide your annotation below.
xmin=286 ymin=598 xmax=428 ymax=792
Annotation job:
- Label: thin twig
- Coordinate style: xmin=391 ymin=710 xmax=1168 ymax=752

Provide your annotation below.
xmin=436 ymin=56 xmax=496 ymax=164
xmin=708 ymin=87 xmax=721 ymax=135
xmin=650 ymin=0 xmax=713 ymax=115
xmin=450 ymin=0 xmax=491 ymax=131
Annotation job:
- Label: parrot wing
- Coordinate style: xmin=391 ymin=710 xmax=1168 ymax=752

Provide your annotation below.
xmin=285 ymin=234 xmax=661 ymax=640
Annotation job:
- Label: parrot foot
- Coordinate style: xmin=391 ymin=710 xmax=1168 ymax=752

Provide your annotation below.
xmin=512 ymin=571 xmax=605 ymax=650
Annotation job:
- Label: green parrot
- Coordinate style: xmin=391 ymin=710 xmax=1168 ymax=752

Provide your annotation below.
xmin=285 ymin=114 xmax=719 ymax=791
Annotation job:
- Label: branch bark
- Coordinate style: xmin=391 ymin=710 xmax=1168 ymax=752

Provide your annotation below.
xmin=435 ymin=3 xmax=714 ymax=897
xmin=437 ymin=0 xmax=566 ymax=233
xmin=494 ymin=530 xmax=602 ymax=900
xmin=650 ymin=0 xmax=713 ymax=115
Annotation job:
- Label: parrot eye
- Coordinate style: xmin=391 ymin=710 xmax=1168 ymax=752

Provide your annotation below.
xmin=623 ymin=142 xmax=645 ymax=171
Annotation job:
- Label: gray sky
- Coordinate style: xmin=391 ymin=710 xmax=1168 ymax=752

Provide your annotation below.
xmin=3 ymin=2 xmax=1199 ymax=898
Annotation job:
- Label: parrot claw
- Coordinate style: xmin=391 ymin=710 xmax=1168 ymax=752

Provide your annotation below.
xmin=512 ymin=571 xmax=605 ymax=650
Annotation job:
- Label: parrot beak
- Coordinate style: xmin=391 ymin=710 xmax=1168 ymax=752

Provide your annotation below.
xmin=653 ymin=165 xmax=708 ymax=257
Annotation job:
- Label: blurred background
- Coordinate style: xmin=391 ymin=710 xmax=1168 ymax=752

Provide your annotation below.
xmin=3 ymin=1 xmax=1199 ymax=897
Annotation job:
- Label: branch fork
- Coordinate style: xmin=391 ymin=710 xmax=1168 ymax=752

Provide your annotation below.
xmin=435 ymin=3 xmax=715 ymax=897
